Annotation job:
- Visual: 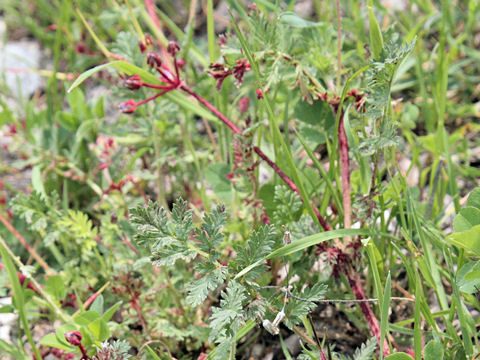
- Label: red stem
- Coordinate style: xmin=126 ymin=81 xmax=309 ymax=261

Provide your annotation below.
xmin=144 ymin=0 xmax=172 ymax=71
xmin=254 ymin=147 xmax=331 ymax=231
xmin=181 ymin=84 xmax=331 ymax=230
xmin=0 ymin=213 xmax=54 ymax=273
xmin=180 ymin=85 xmax=242 ymax=134
xmin=346 ymin=266 xmax=390 ymax=356
xmin=337 ymin=111 xmax=352 ymax=233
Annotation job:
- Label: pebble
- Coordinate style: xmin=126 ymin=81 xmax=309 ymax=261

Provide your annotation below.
xmin=0 ymin=297 xmax=17 ymax=344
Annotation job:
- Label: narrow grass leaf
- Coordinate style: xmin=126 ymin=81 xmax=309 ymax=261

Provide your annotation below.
xmin=0 ymin=239 xmax=42 ymax=359
xmin=236 ymin=229 xmax=370 ymax=278
xmin=380 ymin=272 xmax=391 ymax=359
xmin=367 ymin=3 xmax=384 ymax=58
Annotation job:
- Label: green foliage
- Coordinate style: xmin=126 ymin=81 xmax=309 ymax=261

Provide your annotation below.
xmin=357 ymin=34 xmax=416 ymax=156
xmin=284 ymin=283 xmax=327 ymax=328
xmin=2 ymin=0 xmax=480 ymax=358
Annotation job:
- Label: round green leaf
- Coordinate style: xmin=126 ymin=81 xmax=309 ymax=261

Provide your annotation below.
xmin=424 ymin=340 xmax=444 ymax=360
xmin=457 ymin=261 xmax=480 ymax=294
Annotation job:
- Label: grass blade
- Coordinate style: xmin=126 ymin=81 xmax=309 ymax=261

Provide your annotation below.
xmin=0 ymin=237 xmax=42 ymax=359
xmin=380 ymin=272 xmax=391 ymax=359
xmin=236 ymin=228 xmax=371 ymax=278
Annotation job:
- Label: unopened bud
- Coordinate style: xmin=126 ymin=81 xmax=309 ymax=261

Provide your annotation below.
xmin=64 ymin=331 xmax=82 ymax=346
xmin=256 ymin=88 xmax=264 ymax=99
xmin=124 ymin=74 xmax=143 ymax=90
xmin=167 ymin=41 xmax=180 ymax=57
xmin=120 ymin=99 xmax=137 ymax=113
xmin=147 ymin=52 xmax=162 ymax=68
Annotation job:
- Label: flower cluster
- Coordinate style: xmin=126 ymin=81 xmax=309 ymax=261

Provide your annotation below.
xmin=208 ymin=58 xmax=251 ymax=90
xmin=90 ymin=134 xmax=116 ymax=170
xmin=119 ymin=41 xmax=184 ymax=113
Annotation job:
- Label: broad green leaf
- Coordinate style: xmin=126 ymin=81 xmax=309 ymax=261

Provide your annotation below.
xmin=39 ymin=333 xmax=74 ymax=351
xmin=368 ymin=6 xmax=384 ymax=58
xmin=74 ymin=310 xmax=100 ymax=326
xmin=102 ymin=301 xmax=122 ymax=322
xmin=90 ymin=294 xmax=104 ymax=315
xmin=294 ymin=99 xmax=334 ymax=130
xmin=385 ymin=354 xmax=414 ymax=360
xmin=45 ymin=275 xmax=66 ymax=300
xmin=280 ymin=12 xmax=323 ymax=28
xmin=205 ymin=163 xmax=233 ymax=202
xmin=235 ymin=228 xmax=371 ymax=278
xmin=424 ymin=340 xmax=444 ymax=360
xmin=88 ymin=318 xmax=110 ymax=341
xmin=453 ymin=207 xmax=480 ymax=232
xmin=466 ymin=188 xmax=480 ymax=210
xmin=55 ymin=324 xmax=78 ymax=348
xmin=457 ymin=261 xmax=480 ymax=294
xmin=446 ymin=225 xmax=480 ymax=255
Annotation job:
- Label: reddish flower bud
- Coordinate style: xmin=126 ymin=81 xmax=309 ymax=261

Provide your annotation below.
xmin=145 ymin=34 xmax=153 ymax=47
xmin=120 ymin=99 xmax=137 ymax=113
xmin=138 ymin=40 xmax=146 ymax=53
xmin=64 ymin=331 xmax=82 ymax=346
xmin=208 ymin=63 xmax=233 ymax=90
xmin=9 ymin=124 xmax=17 ymax=135
xmin=176 ymin=58 xmax=186 ymax=68
xmin=232 ymin=58 xmax=251 ymax=87
xmin=124 ymin=74 xmax=143 ymax=90
xmin=238 ymin=97 xmax=250 ymax=114
xmin=147 ymin=52 xmax=162 ymax=68
xmin=256 ymin=88 xmax=264 ymax=99
xmin=75 ymin=43 xmax=86 ymax=54
xmin=167 ymin=41 xmax=180 ymax=56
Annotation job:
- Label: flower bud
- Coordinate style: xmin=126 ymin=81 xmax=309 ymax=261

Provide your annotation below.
xmin=64 ymin=331 xmax=82 ymax=346
xmin=124 ymin=74 xmax=143 ymax=90
xmin=238 ymin=97 xmax=250 ymax=114
xmin=256 ymin=88 xmax=264 ymax=99
xmin=147 ymin=52 xmax=162 ymax=68
xmin=167 ymin=41 xmax=180 ymax=57
xmin=120 ymin=99 xmax=137 ymax=113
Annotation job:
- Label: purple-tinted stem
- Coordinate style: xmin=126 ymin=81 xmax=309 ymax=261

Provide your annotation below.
xmin=180 ymin=85 xmax=242 ymax=134
xmin=337 ymin=111 xmax=352 ymax=233
xmin=346 ymin=267 xmax=390 ymax=356
xmin=136 ymin=89 xmax=171 ymax=107
xmin=181 ymin=84 xmax=331 ymax=231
